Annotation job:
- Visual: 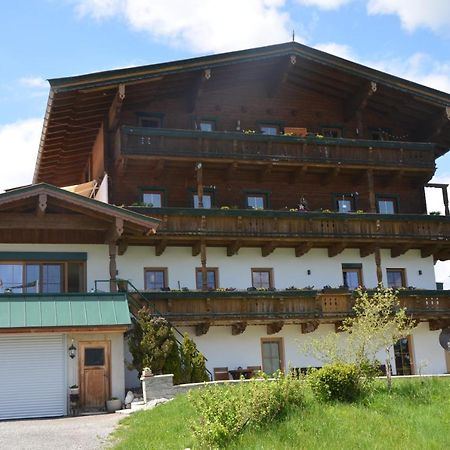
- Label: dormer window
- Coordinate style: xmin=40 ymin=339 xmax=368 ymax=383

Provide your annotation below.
xmin=137 ymin=112 xmax=164 ymax=128
xmin=142 ymin=190 xmax=164 ymax=207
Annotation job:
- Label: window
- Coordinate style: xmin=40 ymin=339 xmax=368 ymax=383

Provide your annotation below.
xmin=142 ymin=191 xmax=164 ymax=207
xmin=196 ymin=268 xmax=218 ymax=290
xmin=394 ymin=337 xmax=413 ymax=375
xmin=261 ymin=338 xmax=284 ymax=375
xmin=193 ymin=193 xmax=212 ymax=209
xmin=321 ymin=127 xmax=342 ymax=138
xmin=84 ymin=348 xmax=105 ymax=366
xmin=144 ymin=268 xmax=167 ymax=290
xmin=335 ymin=194 xmax=355 ymax=213
xmin=199 ymin=120 xmax=215 ymax=132
xmin=377 ymin=197 xmax=397 ymax=214
xmin=386 ymin=269 xmax=406 ymax=288
xmin=246 ymin=194 xmax=267 ymax=209
xmin=138 ymin=113 xmax=164 ymax=128
xmin=342 ymin=264 xmax=362 ymax=289
xmin=260 ymin=125 xmax=279 ymax=136
xmin=0 ymin=261 xmax=84 ymax=294
xmin=252 ymin=268 xmax=273 ymax=289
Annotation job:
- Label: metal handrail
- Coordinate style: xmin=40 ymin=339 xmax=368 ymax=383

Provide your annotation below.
xmin=94 ymin=279 xmax=212 ymax=379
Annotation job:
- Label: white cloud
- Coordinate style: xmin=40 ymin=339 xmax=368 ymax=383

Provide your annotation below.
xmin=0 ymin=119 xmax=42 ymax=193
xmin=314 ymin=42 xmax=355 ymax=60
xmin=296 ymin=0 xmax=352 ymax=10
xmin=367 ymin=0 xmax=450 ymax=33
xmin=74 ymin=0 xmax=294 ymax=53
xmin=19 ymin=77 xmax=48 ymax=89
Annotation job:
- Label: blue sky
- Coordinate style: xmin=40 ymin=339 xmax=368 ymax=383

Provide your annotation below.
xmin=0 ymin=0 xmax=449 ymax=281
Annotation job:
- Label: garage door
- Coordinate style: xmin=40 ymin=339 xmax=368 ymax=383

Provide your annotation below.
xmin=0 ymin=334 xmax=66 ymax=420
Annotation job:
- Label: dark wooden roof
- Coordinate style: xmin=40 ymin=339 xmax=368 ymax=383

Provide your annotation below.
xmin=0 ymin=183 xmax=159 ymax=244
xmin=34 ymin=42 xmax=450 ymax=185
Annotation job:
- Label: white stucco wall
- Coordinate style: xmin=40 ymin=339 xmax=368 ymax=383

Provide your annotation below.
xmin=116 ymin=246 xmax=436 ymax=291
xmin=66 ymin=332 xmax=126 ymax=400
xmin=411 ymin=322 xmax=448 ymax=375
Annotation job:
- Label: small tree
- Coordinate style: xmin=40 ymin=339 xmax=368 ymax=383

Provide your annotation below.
xmin=304 ymin=285 xmax=416 ymax=388
xmin=128 ymin=309 xmax=183 ymax=384
xmin=180 ymin=333 xmax=209 ymax=383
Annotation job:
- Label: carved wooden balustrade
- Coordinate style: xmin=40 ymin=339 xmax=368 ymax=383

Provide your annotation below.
xmin=129 ymin=290 xmax=450 ymax=333
xmin=117 ymin=126 xmax=436 ymax=170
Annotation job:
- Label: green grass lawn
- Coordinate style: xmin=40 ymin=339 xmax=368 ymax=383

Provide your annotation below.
xmin=111 ymin=378 xmax=450 ymax=450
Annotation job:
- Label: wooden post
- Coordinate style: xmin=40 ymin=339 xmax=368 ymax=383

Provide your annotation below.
xmin=374 ymin=247 xmax=383 ymax=285
xmin=109 ymin=241 xmax=118 ymax=292
xmin=196 ymin=162 xmax=203 ymax=208
xmin=442 ymin=186 xmax=449 ymax=216
xmin=200 ymin=241 xmax=208 ymax=290
xmin=367 ymin=169 xmax=376 ymax=213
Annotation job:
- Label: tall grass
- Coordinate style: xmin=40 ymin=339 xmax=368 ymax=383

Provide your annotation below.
xmin=111 ymin=378 xmax=450 ymax=450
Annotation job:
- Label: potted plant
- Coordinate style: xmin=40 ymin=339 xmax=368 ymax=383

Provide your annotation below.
xmin=69 ymin=385 xmax=79 ymax=395
xmin=106 ymin=397 xmax=122 ymax=412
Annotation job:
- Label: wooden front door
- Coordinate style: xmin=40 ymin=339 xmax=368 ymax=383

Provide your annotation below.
xmin=79 ymin=341 xmax=111 ymax=409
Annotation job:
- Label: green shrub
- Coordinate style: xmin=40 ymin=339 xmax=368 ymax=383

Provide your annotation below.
xmin=190 ymin=373 xmax=305 ymax=448
xmin=308 ymin=363 xmax=364 ymax=402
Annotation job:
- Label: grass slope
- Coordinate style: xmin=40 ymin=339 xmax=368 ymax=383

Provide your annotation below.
xmin=111 ymin=378 xmax=450 ymax=450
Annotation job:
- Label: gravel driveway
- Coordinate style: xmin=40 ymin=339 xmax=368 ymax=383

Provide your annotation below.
xmin=0 ymin=413 xmax=122 ymax=450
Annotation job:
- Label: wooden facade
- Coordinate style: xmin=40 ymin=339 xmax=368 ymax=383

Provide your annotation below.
xmin=29 ymin=42 xmax=450 ymax=327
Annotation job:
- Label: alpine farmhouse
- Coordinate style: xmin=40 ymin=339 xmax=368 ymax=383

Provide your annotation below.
xmin=1 ymin=42 xmax=450 ymax=419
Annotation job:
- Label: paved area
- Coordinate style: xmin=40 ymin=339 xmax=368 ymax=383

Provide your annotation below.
xmin=0 ymin=413 xmax=123 ymax=450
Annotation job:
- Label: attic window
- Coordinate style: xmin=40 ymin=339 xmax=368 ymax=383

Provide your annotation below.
xmin=321 ymin=127 xmax=342 ymax=138
xmin=137 ymin=112 xmax=164 ymax=128
xmin=260 ymin=125 xmax=279 ymax=136
xmin=199 ymin=120 xmax=215 ymax=132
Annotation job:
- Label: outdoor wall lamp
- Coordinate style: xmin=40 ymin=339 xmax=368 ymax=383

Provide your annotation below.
xmin=307 ymin=269 xmax=311 ymax=275
xmin=68 ymin=340 xmax=77 ymax=359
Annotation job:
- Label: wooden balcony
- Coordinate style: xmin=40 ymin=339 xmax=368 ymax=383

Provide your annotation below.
xmin=130 ymin=289 xmax=450 ymax=333
xmin=126 ymin=207 xmax=450 ymax=259
xmin=116 ymin=126 xmax=436 ymax=171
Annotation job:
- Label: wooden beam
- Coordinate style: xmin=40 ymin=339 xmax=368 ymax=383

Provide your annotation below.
xmin=195 ymin=322 xmax=210 ymax=336
xmin=429 ymin=319 xmax=450 ymax=331
xmin=0 ymin=213 xmax=108 ymax=231
xmin=118 ymin=238 xmax=128 ymax=256
xmin=367 ymin=169 xmax=376 ymax=213
xmin=261 ymin=242 xmax=276 ymax=257
xmin=36 ymin=193 xmax=47 ymax=217
xmin=344 ymin=81 xmax=377 ymax=122
xmin=231 ymin=322 xmax=247 ymax=335
xmin=328 ymin=243 xmax=346 ymax=257
xmin=301 ymin=321 xmax=319 ymax=334
xmin=227 ymin=240 xmax=242 ymax=256
xmin=155 ymin=239 xmax=168 ymax=256
xmin=108 ymin=83 xmax=125 ymax=131
xmin=375 ymin=247 xmax=383 ymax=285
xmin=295 ymin=242 xmax=313 ymax=257
xmin=360 ymin=244 xmax=376 ymax=258
xmin=391 ymin=244 xmax=411 ymax=258
xmin=267 ymin=321 xmax=284 ymax=335
xmin=421 ymin=244 xmax=442 ymax=258
xmin=192 ymin=241 xmax=201 ymax=257
xmin=267 ymin=54 xmax=297 ymax=98
xmin=200 ymin=241 xmax=208 ymax=291
xmin=105 ymin=217 xmax=124 ymax=244
xmin=424 ymin=106 xmax=450 ymax=141
xmin=187 ymin=69 xmax=211 ymax=113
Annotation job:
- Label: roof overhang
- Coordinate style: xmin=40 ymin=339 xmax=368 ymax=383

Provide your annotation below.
xmin=34 ymin=41 xmax=450 ymax=184
xmin=0 ymin=183 xmax=159 ymax=245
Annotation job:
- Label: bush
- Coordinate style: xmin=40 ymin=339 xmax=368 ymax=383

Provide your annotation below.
xmin=308 ymin=363 xmax=364 ymax=402
xmin=190 ymin=373 xmax=305 ymax=448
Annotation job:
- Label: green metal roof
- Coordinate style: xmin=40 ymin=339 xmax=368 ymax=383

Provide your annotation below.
xmin=0 ymin=293 xmax=131 ymax=329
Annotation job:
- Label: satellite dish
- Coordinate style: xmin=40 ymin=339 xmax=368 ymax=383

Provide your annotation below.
xmin=439 ymin=328 xmax=450 ymax=351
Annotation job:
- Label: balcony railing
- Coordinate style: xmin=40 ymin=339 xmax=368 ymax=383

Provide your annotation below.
xmin=129 ymin=289 xmax=450 ymax=325
xmin=127 ymin=207 xmax=450 ymax=246
xmin=116 ymin=126 xmax=436 ymax=169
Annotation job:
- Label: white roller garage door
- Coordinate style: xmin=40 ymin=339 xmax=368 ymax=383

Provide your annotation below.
xmin=0 ymin=334 xmax=66 ymax=420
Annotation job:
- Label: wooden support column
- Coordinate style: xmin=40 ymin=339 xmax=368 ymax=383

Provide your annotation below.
xmin=374 ymin=247 xmax=383 ymax=285
xmin=109 ymin=241 xmax=117 ymax=292
xmin=196 ymin=162 xmax=204 ymax=208
xmin=200 ymin=240 xmax=207 ymax=291
xmin=367 ymin=169 xmax=376 ymax=213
